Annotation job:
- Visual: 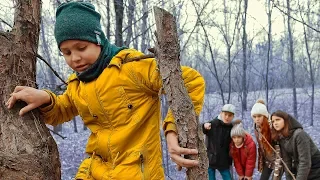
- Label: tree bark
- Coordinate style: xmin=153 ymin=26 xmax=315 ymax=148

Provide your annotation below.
xmin=153 ymin=7 xmax=208 ymax=180
xmin=0 ymin=0 xmax=60 ymax=179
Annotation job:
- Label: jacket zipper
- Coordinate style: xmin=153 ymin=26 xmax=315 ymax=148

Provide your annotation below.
xmin=140 ymin=153 xmax=145 ymax=180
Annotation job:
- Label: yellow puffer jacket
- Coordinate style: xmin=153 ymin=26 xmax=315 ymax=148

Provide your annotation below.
xmin=40 ymin=49 xmax=205 ymax=180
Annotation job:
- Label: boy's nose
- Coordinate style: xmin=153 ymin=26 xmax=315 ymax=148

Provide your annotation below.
xmin=71 ymin=53 xmax=81 ymax=62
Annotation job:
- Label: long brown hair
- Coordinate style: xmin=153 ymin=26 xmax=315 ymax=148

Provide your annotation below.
xmin=256 ymin=115 xmax=273 ymax=156
xmin=271 ymin=110 xmax=290 ymax=141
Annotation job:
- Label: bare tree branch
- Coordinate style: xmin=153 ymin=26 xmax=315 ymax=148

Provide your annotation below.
xmin=272 ymin=0 xmax=320 ymax=33
xmin=36 ymin=54 xmax=67 ymax=85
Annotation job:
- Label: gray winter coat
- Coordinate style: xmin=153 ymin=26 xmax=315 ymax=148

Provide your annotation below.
xmin=279 ymin=115 xmax=320 ymax=180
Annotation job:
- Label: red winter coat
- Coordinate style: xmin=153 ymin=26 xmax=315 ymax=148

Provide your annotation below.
xmin=230 ymin=133 xmax=257 ymax=177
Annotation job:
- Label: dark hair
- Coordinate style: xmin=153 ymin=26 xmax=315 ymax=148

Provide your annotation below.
xmin=271 ymin=110 xmax=290 ymax=141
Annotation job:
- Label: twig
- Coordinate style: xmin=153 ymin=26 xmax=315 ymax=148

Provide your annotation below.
xmin=257 ymin=130 xmax=296 ymax=180
xmin=49 ymin=128 xmax=67 ymax=139
xmin=36 ymin=54 xmax=67 ymax=85
xmin=0 ymin=18 xmax=13 ymax=28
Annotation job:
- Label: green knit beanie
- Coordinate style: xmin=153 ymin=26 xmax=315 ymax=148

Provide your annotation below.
xmin=54 ymin=1 xmax=106 ymax=48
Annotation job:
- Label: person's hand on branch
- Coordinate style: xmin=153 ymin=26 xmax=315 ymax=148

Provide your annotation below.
xmin=166 ymin=131 xmax=199 ymax=171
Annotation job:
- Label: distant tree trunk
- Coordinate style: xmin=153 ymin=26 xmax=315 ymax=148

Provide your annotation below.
xmin=73 ymin=118 xmax=78 ymax=133
xmin=286 ymin=0 xmax=298 ymax=118
xmin=114 ymin=0 xmax=124 ymax=46
xmin=124 ymin=0 xmax=135 ymax=47
xmin=191 ymin=0 xmax=225 ymax=105
xmin=40 ymin=20 xmax=62 ymax=133
xmin=266 ymin=0 xmax=273 ymax=108
xmin=160 ymin=96 xmax=170 ymax=177
xmin=299 ymin=1 xmax=314 ymax=126
xmin=106 ymin=0 xmax=111 ymax=40
xmin=0 ymin=0 xmax=60 ymax=179
xmin=224 ymin=0 xmax=232 ymax=103
xmin=140 ymin=0 xmax=148 ymax=52
xmin=241 ymin=0 xmax=248 ymax=111
xmin=40 ymin=21 xmax=56 ymax=88
xmin=154 ymin=7 xmax=208 ymax=179
xmin=222 ymin=0 xmax=241 ymax=104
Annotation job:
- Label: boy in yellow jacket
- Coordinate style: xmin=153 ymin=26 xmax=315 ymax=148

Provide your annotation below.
xmin=6 ymin=1 xmax=205 ymax=179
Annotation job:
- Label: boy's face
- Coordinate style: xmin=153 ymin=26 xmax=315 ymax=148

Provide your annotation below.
xmin=220 ymin=111 xmax=234 ymax=124
xmin=60 ymin=40 xmax=101 ymax=73
xmin=232 ymin=136 xmax=244 ymax=146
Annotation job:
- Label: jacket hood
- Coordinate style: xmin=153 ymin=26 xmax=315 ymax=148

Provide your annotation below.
xmin=244 ymin=133 xmax=254 ymax=146
xmin=287 ymin=114 xmax=303 ymax=131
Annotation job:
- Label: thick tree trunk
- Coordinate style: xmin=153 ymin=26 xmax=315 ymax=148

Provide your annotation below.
xmin=0 ymin=0 xmax=60 ymax=179
xmin=153 ymin=7 xmax=208 ymax=180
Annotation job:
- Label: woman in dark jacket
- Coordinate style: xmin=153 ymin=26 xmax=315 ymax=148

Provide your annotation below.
xmin=271 ymin=110 xmax=320 ymax=180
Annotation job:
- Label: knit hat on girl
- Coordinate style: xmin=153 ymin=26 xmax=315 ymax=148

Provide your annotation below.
xmin=251 ymin=99 xmax=269 ymax=118
xmin=54 ymin=1 xmax=106 ymax=48
xmin=230 ymin=123 xmax=246 ymax=137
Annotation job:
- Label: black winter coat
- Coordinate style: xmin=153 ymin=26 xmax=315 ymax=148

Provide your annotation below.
xmin=203 ymin=117 xmax=233 ymax=170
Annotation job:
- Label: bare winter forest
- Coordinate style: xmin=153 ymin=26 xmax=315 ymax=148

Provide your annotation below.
xmin=0 ymin=0 xmax=319 ymax=179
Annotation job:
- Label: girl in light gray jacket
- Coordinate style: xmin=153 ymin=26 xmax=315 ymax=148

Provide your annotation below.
xmin=271 ymin=110 xmax=320 ymax=180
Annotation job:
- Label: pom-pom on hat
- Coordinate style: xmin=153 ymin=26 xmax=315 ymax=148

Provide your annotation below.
xmin=231 ymin=123 xmax=246 ymax=137
xmin=54 ymin=1 xmax=106 ymax=48
xmin=251 ymin=99 xmax=269 ymax=118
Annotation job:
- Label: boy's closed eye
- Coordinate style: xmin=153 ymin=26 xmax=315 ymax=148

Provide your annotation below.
xmin=78 ymin=46 xmax=87 ymax=51
xmin=61 ymin=49 xmax=71 ymax=56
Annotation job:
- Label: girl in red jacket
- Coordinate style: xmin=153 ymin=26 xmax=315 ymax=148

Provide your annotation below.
xmin=230 ymin=123 xmax=257 ymax=180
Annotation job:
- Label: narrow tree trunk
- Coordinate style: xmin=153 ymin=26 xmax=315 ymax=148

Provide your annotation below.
xmin=286 ymin=0 xmax=298 ymax=118
xmin=124 ymin=0 xmax=135 ymax=47
xmin=299 ymin=1 xmax=314 ymax=126
xmin=191 ymin=0 xmax=225 ymax=105
xmin=154 ymin=7 xmax=208 ymax=180
xmin=266 ymin=0 xmax=273 ymax=108
xmin=106 ymin=0 xmax=111 ymax=40
xmin=241 ymin=0 xmax=248 ymax=111
xmin=114 ymin=0 xmax=124 ymax=46
xmin=0 ymin=0 xmax=60 ymax=179
xmin=73 ymin=118 xmax=78 ymax=133
xmin=141 ymin=0 xmax=148 ymax=52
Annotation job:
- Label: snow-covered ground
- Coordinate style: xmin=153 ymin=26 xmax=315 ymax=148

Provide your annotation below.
xmin=53 ymin=87 xmax=320 ymax=180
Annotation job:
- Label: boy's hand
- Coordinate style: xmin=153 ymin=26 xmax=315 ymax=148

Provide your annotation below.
xmin=166 ymin=131 xmax=199 ymax=170
xmin=238 ymin=176 xmax=244 ymax=180
xmin=6 ymin=86 xmax=51 ymax=116
xmin=204 ymin=122 xmax=211 ymax=130
xmin=244 ymin=177 xmax=252 ymax=180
